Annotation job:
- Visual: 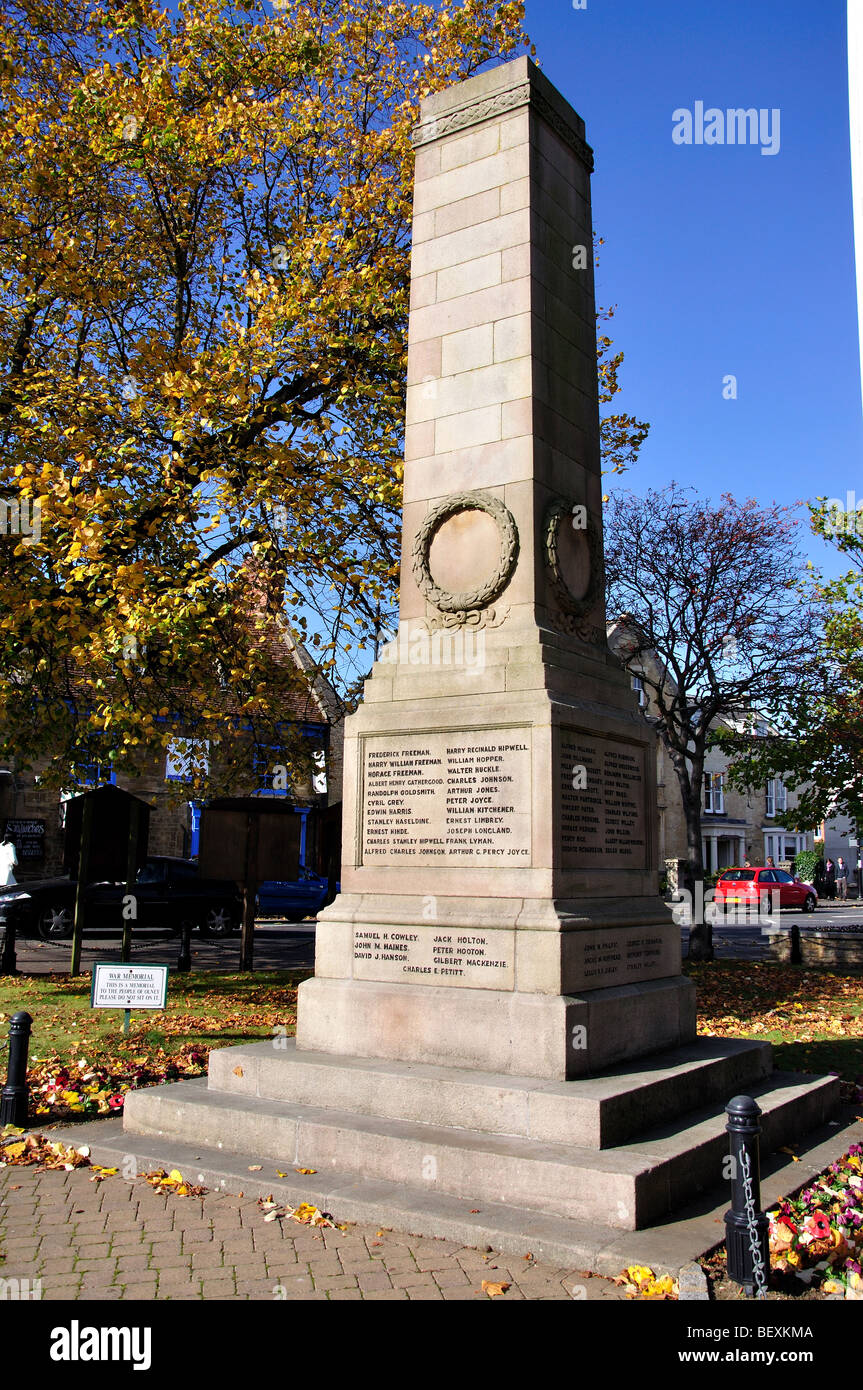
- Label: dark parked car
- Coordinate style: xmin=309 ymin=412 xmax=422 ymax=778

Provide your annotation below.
xmin=256 ymin=867 xmax=332 ymax=922
xmin=0 ymin=855 xmax=243 ymax=940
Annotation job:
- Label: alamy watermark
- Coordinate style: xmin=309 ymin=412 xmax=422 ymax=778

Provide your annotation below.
xmin=821 ymin=491 xmax=863 ymax=537
xmin=672 ymin=103 xmax=781 ymax=157
xmin=671 ymin=884 xmax=781 ymax=927
xmin=0 ymin=497 xmax=41 ymax=545
xmin=377 ymin=619 xmax=487 ymax=673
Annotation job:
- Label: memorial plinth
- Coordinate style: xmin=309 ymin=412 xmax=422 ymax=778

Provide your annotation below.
xmin=121 ymin=59 xmax=839 ymax=1245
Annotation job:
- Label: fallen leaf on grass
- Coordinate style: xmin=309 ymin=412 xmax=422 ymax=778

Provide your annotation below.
xmin=481 ymin=1280 xmax=510 ymax=1297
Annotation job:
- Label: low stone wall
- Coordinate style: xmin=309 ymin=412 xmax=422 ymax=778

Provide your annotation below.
xmin=765 ymin=927 xmax=863 ymax=967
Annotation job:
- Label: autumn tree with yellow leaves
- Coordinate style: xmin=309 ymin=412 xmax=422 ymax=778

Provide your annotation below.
xmin=0 ymin=0 xmax=645 ymax=794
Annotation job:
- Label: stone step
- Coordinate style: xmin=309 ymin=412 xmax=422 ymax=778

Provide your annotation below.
xmin=123 ymin=1068 xmax=839 ymax=1230
xmin=207 ymin=1037 xmax=773 ymax=1149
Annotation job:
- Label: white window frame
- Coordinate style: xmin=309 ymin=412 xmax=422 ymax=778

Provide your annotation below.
xmin=704 ymin=772 xmax=724 ymax=814
xmin=631 ymin=675 xmax=647 ymax=709
xmin=765 ymin=779 xmax=775 ymax=817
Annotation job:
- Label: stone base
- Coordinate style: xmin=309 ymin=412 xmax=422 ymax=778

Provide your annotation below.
xmin=121 ymin=1037 xmax=840 ymax=1232
xmin=208 ymin=1036 xmax=771 ymax=1150
xmin=295 ymin=974 xmax=696 ymax=1080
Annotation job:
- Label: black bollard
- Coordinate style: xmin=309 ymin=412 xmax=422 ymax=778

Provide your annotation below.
xmin=724 ymin=1094 xmax=770 ymax=1298
xmin=790 ymin=922 xmax=802 ymax=965
xmin=0 ymin=913 xmax=17 ymax=976
xmin=0 ymin=1011 xmax=33 ymax=1127
xmin=177 ymin=919 xmax=192 ymax=974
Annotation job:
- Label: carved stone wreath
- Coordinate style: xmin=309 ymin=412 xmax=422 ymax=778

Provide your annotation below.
xmin=412 ymin=491 xmax=519 ymax=614
xmin=544 ymin=500 xmax=603 ymax=619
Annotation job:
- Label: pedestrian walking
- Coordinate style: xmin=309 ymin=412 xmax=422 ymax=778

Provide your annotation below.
xmin=814 ymin=856 xmax=826 ymax=896
xmin=836 ymin=857 xmax=849 ymax=901
xmin=825 ymin=858 xmax=837 ymax=901
xmin=0 ymin=831 xmax=17 ymax=887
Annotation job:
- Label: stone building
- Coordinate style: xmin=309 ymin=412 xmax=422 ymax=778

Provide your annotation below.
xmin=0 ymin=627 xmax=344 ymax=884
xmin=607 ymin=620 xmax=814 ymax=873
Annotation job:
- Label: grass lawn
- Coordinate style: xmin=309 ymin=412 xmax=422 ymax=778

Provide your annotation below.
xmin=686 ymin=959 xmax=863 ymax=1093
xmin=0 ymin=969 xmax=313 ymax=1121
xmin=1 ymin=960 xmax=862 ymax=1123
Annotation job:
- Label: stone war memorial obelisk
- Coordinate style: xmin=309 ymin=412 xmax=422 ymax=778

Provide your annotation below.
xmin=123 ymin=58 xmax=838 ymax=1259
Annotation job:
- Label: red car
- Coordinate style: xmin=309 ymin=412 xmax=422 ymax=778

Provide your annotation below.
xmin=714 ymin=867 xmax=817 ymax=913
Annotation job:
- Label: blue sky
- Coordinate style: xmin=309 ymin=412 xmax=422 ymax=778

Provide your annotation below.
xmin=525 ymin=0 xmax=862 ymax=576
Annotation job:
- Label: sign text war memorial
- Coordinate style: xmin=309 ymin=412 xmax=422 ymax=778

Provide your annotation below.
xmin=123 ymin=58 xmax=838 ymax=1255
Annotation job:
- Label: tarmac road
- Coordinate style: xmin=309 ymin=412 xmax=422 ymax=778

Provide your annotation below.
xmin=3 ymin=919 xmax=317 ymax=975
xmin=3 ymin=902 xmax=862 ymax=974
xmin=680 ymin=900 xmax=863 ymax=960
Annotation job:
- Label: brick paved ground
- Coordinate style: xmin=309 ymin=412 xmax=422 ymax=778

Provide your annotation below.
xmin=0 ymin=1164 xmax=628 ymax=1301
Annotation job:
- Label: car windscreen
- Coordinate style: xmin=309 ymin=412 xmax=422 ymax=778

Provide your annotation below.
xmin=720 ymin=870 xmax=756 ymax=881
xmin=169 ymin=862 xmax=198 ymax=879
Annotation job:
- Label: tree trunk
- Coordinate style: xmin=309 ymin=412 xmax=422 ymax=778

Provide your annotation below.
xmin=684 ymin=802 xmax=713 ymax=961
xmin=664 ymin=738 xmax=712 ymax=962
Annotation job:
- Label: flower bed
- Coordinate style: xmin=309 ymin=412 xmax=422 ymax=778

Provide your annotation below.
xmin=766 ymin=1143 xmax=863 ymax=1298
xmin=29 ymin=1044 xmax=209 ymax=1120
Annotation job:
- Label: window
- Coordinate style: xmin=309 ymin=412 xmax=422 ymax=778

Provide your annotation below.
xmin=70 ymin=750 xmax=116 ymax=789
xmin=312 ymin=748 xmax=327 ymax=795
xmin=704 ymin=773 xmax=724 ymax=814
xmin=136 ymin=861 xmax=167 ymax=885
xmin=253 ymin=744 xmax=289 ymax=796
xmin=765 ymin=779 xmax=787 ymax=817
xmin=631 ymin=676 xmax=647 ymax=709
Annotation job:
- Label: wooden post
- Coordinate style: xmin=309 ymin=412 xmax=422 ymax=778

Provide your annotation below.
xmin=70 ymin=795 xmax=94 ymax=976
xmin=120 ymin=799 xmax=141 ymax=1034
xmin=239 ymin=811 xmax=259 ymax=973
xmin=121 ymin=799 xmax=140 ymax=965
